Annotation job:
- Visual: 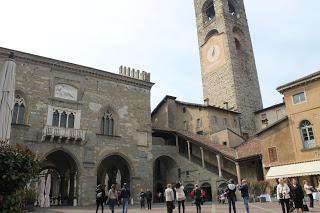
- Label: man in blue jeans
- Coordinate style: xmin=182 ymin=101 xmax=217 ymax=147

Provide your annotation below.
xmin=238 ymin=179 xmax=250 ymax=213
xmin=225 ymin=179 xmax=237 ymax=213
xmin=120 ymin=183 xmax=131 ymax=213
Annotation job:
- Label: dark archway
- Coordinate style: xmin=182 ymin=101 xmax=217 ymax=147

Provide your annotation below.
xmin=185 ymin=183 xmax=195 ymax=202
xmin=153 ymin=156 xmax=178 ymax=202
xmin=41 ymin=150 xmax=78 ymax=206
xmin=97 ymin=155 xmax=131 ymax=191
xmin=201 ymin=182 xmax=212 ymax=201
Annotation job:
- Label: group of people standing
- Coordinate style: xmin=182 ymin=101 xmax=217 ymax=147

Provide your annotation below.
xmin=276 ymin=178 xmax=317 ymax=213
xmin=164 ymin=182 xmax=206 ymax=213
xmin=95 ymin=183 xmax=131 ymax=213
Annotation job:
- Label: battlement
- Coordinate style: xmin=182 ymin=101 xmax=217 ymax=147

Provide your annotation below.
xmin=119 ymin=65 xmax=150 ymax=82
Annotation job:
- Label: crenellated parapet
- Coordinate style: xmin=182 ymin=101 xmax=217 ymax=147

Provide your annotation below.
xmin=119 ymin=65 xmax=150 ymax=82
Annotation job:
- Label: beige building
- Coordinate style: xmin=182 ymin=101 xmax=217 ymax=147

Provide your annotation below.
xmin=254 ymin=103 xmax=286 ymax=131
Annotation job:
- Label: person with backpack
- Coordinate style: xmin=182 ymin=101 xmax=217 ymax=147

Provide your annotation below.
xmin=225 ymin=179 xmax=237 ymax=213
xmin=238 ymin=179 xmax=249 ymax=213
xmin=193 ymin=184 xmax=202 ymax=213
xmin=96 ymin=184 xmax=106 ymax=213
xmin=120 ymin=183 xmax=131 ymax=213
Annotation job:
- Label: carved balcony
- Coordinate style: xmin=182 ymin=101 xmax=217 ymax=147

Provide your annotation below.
xmin=42 ymin=126 xmax=86 ymax=145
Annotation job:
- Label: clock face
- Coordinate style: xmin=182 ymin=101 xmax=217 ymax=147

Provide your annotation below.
xmin=206 ymin=44 xmax=220 ymax=63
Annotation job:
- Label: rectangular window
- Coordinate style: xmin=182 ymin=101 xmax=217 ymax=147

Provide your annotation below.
xmin=197 ymin=119 xmax=201 ymax=128
xmin=293 ymin=92 xmax=306 ymax=104
xmin=268 ymin=147 xmax=278 ymax=163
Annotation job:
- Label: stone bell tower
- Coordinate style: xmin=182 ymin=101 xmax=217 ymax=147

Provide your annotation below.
xmin=193 ymin=0 xmax=263 ymax=136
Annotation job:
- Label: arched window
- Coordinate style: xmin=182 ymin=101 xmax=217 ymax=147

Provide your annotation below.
xmin=205 ymin=29 xmax=219 ymax=42
xmin=102 ymin=111 xmax=114 ymax=136
xmin=235 ymin=38 xmax=241 ymax=51
xmin=11 ymin=95 xmax=26 ymax=124
xmin=203 ymin=0 xmax=215 ymax=23
xmin=300 ymin=120 xmax=316 ymax=149
xmin=68 ymin=113 xmax=75 ymax=128
xmin=228 ymin=1 xmax=236 ymax=16
xmin=52 ymin=110 xmax=60 ymax=127
xmin=60 ymin=111 xmax=67 ymax=128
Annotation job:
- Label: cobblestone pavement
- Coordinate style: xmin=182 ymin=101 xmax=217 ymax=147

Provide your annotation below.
xmin=34 ymin=201 xmax=320 ymax=213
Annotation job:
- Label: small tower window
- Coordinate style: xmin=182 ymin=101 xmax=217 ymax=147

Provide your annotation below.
xmin=235 ymin=38 xmax=241 ymax=51
xmin=203 ymin=0 xmax=215 ymax=23
xmin=228 ymin=1 xmax=236 ymax=16
xmin=102 ymin=111 xmax=114 ymax=136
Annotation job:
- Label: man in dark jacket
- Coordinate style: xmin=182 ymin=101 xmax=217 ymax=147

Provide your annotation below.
xmin=145 ymin=189 xmax=153 ymax=209
xmin=193 ymin=184 xmax=202 ymax=213
xmin=226 ymin=179 xmax=237 ymax=213
xmin=238 ymin=179 xmax=249 ymax=213
xmin=120 ymin=183 xmax=131 ymax=213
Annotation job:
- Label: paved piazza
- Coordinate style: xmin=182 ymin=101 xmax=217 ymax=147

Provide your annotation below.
xmin=34 ymin=202 xmax=320 ymax=213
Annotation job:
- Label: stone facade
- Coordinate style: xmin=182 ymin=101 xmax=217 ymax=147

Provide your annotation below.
xmin=254 ymin=103 xmax=287 ymax=131
xmin=193 ymin=0 xmax=263 ymax=136
xmin=0 ymin=47 xmax=154 ymax=206
xmin=152 ymin=96 xmax=244 ymax=147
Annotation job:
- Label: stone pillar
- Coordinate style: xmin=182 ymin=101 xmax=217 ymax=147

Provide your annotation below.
xmin=175 ymin=135 xmax=179 ymax=152
xmin=69 ymin=172 xmax=76 ymax=204
xmin=187 ymin=140 xmax=191 ymax=161
xmin=200 ymin=147 xmax=205 ymax=168
xmin=235 ymin=162 xmax=241 ymax=184
xmin=216 ymin=154 xmax=222 ymax=178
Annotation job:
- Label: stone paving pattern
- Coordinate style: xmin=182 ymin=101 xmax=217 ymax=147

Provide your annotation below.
xmin=34 ymin=202 xmax=320 ymax=213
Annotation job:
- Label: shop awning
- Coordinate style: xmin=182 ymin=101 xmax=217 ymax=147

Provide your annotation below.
xmin=266 ymin=160 xmax=320 ymax=179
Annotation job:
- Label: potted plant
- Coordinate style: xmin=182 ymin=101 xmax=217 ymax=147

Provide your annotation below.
xmin=25 ymin=188 xmax=37 ymax=212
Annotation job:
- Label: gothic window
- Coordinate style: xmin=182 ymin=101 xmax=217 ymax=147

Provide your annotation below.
xmin=205 ymin=29 xmax=219 ymax=42
xmin=52 ymin=110 xmax=60 ymax=127
xmin=60 ymin=112 xmax=67 ymax=128
xmin=228 ymin=1 xmax=236 ymax=16
xmin=203 ymin=0 xmax=215 ymax=23
xmin=102 ymin=111 xmax=114 ymax=136
xmin=300 ymin=120 xmax=316 ymax=149
xmin=12 ymin=95 xmax=26 ymax=124
xmin=68 ymin=113 xmax=75 ymax=128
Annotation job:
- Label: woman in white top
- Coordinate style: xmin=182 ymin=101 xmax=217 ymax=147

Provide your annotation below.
xmin=303 ymin=180 xmax=314 ymax=208
xmin=175 ymin=182 xmax=186 ymax=213
xmin=277 ymin=178 xmax=290 ymax=213
xmin=165 ymin=184 xmax=174 ymax=213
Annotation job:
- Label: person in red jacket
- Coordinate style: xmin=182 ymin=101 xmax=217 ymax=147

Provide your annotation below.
xmin=200 ymin=189 xmax=206 ymax=204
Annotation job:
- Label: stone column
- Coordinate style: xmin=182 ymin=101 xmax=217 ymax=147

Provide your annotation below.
xmin=187 ymin=140 xmax=191 ymax=161
xmin=235 ymin=162 xmax=241 ymax=184
xmin=216 ymin=154 xmax=222 ymax=178
xmin=69 ymin=172 xmax=76 ymax=204
xmin=175 ymin=135 xmax=179 ymax=152
xmin=200 ymin=147 xmax=205 ymax=168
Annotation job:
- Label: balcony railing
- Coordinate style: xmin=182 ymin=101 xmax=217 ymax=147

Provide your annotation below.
xmin=42 ymin=126 xmax=86 ymax=145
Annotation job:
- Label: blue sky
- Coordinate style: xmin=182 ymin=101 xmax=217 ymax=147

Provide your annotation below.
xmin=1 ymin=0 xmax=319 ymax=109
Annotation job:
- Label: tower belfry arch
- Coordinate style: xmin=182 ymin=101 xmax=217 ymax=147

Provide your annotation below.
xmin=193 ymin=0 xmax=263 ymax=136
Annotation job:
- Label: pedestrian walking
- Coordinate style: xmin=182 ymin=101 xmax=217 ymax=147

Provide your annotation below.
xmin=139 ymin=188 xmax=146 ymax=210
xmin=277 ymin=178 xmax=291 ymax=213
xmin=303 ymin=180 xmax=314 ymax=209
xmin=238 ymin=179 xmax=249 ymax=213
xmin=193 ymin=184 xmax=202 ymax=213
xmin=225 ymin=179 xmax=237 ymax=213
xmin=291 ymin=178 xmax=304 ymax=213
xmin=145 ymin=188 xmax=152 ymax=210
xmin=175 ymin=182 xmax=186 ymax=213
xmin=120 ymin=183 xmax=131 ymax=213
xmin=165 ymin=184 xmax=175 ymax=213
xmin=96 ymin=184 xmax=106 ymax=213
xmin=107 ymin=184 xmax=118 ymax=213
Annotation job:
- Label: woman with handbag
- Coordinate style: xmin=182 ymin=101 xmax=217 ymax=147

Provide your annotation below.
xmin=303 ymin=180 xmax=314 ymax=208
xmin=291 ymin=179 xmax=304 ymax=212
xmin=277 ymin=178 xmax=291 ymax=213
xmin=175 ymin=182 xmax=186 ymax=213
